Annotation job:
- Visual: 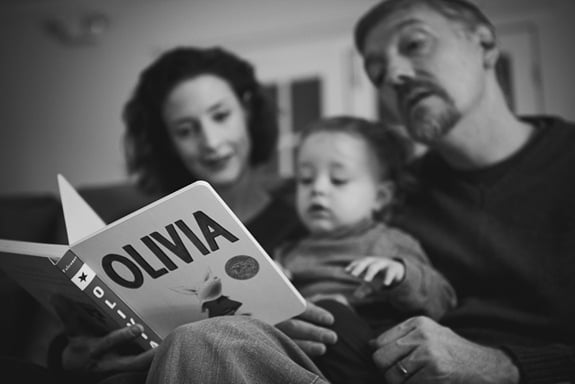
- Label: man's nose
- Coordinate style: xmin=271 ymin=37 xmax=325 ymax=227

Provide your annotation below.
xmin=384 ymin=56 xmax=414 ymax=87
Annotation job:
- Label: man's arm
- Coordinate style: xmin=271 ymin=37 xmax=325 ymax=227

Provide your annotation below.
xmin=370 ymin=316 xmax=520 ymax=384
xmin=502 ymin=343 xmax=575 ymax=383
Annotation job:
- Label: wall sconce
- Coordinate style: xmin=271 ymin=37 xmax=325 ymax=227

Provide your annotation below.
xmin=42 ymin=11 xmax=111 ymax=47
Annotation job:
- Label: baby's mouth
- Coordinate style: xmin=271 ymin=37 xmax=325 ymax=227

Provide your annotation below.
xmin=308 ymin=203 xmax=329 ymax=215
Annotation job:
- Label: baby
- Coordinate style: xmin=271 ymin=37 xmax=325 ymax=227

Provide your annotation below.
xmin=275 ymin=116 xmax=456 ymax=327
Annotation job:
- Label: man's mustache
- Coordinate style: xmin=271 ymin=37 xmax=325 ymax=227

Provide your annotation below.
xmin=394 ymin=78 xmax=450 ymax=108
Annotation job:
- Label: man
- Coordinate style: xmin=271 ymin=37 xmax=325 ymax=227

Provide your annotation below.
xmin=146 ymin=1 xmax=575 ymax=383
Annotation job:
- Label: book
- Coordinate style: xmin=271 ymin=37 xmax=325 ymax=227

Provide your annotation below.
xmin=0 ymin=175 xmax=307 ymax=351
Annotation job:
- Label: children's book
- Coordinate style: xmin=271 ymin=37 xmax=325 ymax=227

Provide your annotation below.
xmin=0 ymin=175 xmax=306 ymax=350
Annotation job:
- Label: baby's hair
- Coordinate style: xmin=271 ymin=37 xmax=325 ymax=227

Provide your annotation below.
xmin=297 ymin=116 xmax=414 ymax=220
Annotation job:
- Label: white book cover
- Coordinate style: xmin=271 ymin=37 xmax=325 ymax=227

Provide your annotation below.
xmin=59 ymin=176 xmax=306 ymax=338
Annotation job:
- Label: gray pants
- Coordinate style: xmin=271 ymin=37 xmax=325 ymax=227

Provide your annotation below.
xmin=146 ymin=316 xmax=328 ymax=384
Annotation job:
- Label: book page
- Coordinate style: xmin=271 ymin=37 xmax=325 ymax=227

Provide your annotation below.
xmin=0 ymin=241 xmax=79 ymax=319
xmin=58 ymin=174 xmax=106 ymax=244
xmin=0 ymin=239 xmax=67 ymax=262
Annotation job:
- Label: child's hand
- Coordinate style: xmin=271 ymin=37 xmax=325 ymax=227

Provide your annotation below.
xmin=308 ymin=293 xmax=350 ymax=307
xmin=274 ymin=260 xmax=293 ymax=279
xmin=345 ymin=257 xmax=405 ymax=298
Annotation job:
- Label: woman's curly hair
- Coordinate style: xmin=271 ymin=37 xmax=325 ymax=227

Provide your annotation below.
xmin=123 ymin=46 xmax=278 ymax=195
xmin=297 ymin=116 xmax=416 ymax=221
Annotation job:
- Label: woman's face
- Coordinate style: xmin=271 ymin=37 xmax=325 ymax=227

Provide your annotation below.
xmin=162 ymin=74 xmax=252 ymax=188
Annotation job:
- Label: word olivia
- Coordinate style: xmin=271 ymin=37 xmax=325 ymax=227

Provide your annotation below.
xmin=88 ymin=276 xmax=160 ymax=349
xmin=102 ymin=210 xmax=239 ymax=289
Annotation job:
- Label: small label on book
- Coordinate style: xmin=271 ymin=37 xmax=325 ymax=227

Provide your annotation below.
xmin=71 ymin=263 xmax=96 ymax=291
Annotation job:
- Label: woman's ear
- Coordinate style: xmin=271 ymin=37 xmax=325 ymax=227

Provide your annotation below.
xmin=375 ymin=181 xmax=395 ymax=212
xmin=241 ymin=91 xmax=252 ymax=122
xmin=476 ymin=25 xmax=499 ymax=69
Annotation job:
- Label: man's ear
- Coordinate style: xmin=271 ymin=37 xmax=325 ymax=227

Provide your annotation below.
xmin=375 ymin=181 xmax=395 ymax=212
xmin=476 ymin=25 xmax=499 ymax=69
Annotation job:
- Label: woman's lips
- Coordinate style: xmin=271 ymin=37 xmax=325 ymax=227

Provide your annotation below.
xmin=201 ymin=154 xmax=232 ymax=171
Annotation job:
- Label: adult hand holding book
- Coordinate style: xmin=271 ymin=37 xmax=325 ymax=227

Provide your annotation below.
xmin=0 ymin=175 xmax=306 ymax=359
xmin=60 ymin=324 xmax=155 ymax=373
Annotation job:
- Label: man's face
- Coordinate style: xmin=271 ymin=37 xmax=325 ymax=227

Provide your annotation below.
xmin=361 ymin=5 xmax=489 ymax=144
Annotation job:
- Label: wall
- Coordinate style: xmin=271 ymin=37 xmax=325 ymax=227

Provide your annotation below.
xmin=0 ymin=0 xmax=379 ymax=195
xmin=481 ymin=0 xmax=575 ymax=119
xmin=0 ymin=0 xmax=574 ymax=195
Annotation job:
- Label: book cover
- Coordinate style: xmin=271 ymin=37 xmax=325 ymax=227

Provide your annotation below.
xmin=0 ymin=175 xmax=307 ymax=349
xmin=0 ymin=239 xmax=163 ymax=350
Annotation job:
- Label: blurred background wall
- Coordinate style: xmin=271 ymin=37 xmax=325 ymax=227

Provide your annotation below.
xmin=0 ymin=0 xmax=573 ymax=195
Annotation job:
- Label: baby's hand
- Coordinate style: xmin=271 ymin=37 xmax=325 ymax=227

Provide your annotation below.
xmin=345 ymin=257 xmax=405 ymax=298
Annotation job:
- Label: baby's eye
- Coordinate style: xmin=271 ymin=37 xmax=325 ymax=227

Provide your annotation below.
xmin=297 ymin=176 xmax=313 ymax=185
xmin=331 ymin=177 xmax=348 ymax=186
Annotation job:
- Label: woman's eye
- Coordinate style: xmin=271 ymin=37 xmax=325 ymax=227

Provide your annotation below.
xmin=297 ymin=176 xmax=313 ymax=185
xmin=173 ymin=126 xmax=194 ymax=138
xmin=213 ymin=111 xmax=230 ymax=123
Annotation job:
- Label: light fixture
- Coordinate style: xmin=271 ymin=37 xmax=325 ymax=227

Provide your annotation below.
xmin=42 ymin=11 xmax=110 ymax=47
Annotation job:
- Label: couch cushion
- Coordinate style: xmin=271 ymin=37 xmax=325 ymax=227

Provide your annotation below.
xmin=0 ymin=193 xmax=64 ymax=363
xmin=0 ymin=194 xmax=63 ymax=243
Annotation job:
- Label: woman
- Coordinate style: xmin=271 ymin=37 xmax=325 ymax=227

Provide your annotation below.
xmin=123 ymin=46 xmax=302 ymax=253
xmin=48 ymin=46 xmax=305 ymax=383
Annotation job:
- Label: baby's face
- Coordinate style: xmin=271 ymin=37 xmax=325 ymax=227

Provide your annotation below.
xmin=295 ymin=131 xmax=387 ymax=235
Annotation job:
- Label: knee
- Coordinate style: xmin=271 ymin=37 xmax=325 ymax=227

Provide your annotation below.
xmin=163 ymin=316 xmax=269 ymax=349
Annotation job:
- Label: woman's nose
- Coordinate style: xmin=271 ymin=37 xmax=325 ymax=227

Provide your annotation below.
xmin=200 ymin=124 xmax=222 ymax=149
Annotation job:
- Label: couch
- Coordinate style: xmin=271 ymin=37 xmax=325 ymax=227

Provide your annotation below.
xmin=0 ymin=183 xmax=160 ymax=367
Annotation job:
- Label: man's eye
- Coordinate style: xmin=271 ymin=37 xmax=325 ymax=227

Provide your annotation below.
xmin=402 ymin=35 xmax=429 ymax=55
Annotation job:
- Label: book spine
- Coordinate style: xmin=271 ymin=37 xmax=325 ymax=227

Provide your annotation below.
xmin=58 ymin=250 xmax=162 ymax=350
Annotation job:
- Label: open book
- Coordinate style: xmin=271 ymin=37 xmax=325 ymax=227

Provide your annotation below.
xmin=0 ymin=175 xmax=306 ymax=350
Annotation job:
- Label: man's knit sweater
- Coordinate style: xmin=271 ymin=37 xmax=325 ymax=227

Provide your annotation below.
xmin=394 ymin=116 xmax=575 ymax=383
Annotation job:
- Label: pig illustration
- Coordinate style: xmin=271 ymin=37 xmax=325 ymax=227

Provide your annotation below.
xmin=172 ymin=267 xmax=243 ymax=317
